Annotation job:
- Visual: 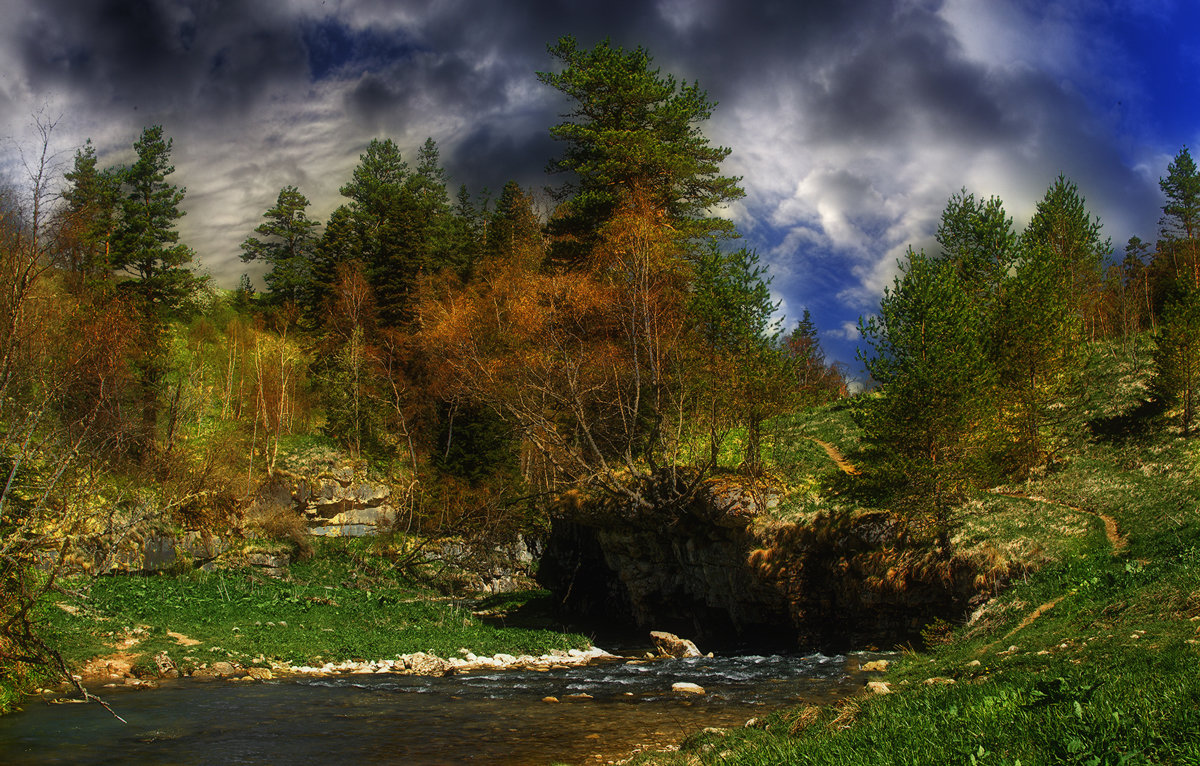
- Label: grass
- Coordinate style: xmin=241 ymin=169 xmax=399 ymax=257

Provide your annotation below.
xmin=631 ymin=431 xmax=1200 ymax=765
xmin=30 ymin=538 xmax=590 ymax=681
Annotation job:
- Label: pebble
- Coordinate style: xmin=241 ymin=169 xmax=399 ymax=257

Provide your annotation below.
xmin=278 ymin=646 xmax=615 ymax=678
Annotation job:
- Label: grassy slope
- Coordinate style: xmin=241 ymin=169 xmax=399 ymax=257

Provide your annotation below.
xmin=23 ymin=539 xmax=588 ymax=692
xmin=634 ymin=348 xmax=1200 ymax=765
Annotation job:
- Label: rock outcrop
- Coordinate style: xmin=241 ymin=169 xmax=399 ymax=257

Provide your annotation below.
xmin=538 ymin=475 xmax=796 ymax=649
xmin=254 ymin=466 xmax=395 ymax=538
xmin=539 ymin=474 xmax=988 ymax=652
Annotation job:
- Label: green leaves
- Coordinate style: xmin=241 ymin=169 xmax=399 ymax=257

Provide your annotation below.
xmin=240 ymin=185 xmax=320 ymax=306
xmin=860 ymin=248 xmax=992 ymax=550
xmin=110 ymin=125 xmax=203 ymax=317
xmin=538 ymin=36 xmax=743 ymax=263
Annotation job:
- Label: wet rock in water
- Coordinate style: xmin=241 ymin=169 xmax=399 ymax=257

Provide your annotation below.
xmin=861 ymin=659 xmax=889 ymax=672
xmin=651 ymin=630 xmax=702 ymax=658
xmin=542 ymin=696 xmax=559 ymax=703
xmin=246 ymin=667 xmax=273 ymax=680
xmin=672 ymin=682 xmax=706 ymax=695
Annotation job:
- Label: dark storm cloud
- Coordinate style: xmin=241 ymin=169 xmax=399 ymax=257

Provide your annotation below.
xmin=16 ymin=0 xmax=309 ymax=120
xmin=0 ymin=0 xmax=1178 ymax=370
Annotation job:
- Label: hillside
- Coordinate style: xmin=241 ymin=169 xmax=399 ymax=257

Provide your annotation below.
xmin=627 ymin=344 xmax=1200 ymax=764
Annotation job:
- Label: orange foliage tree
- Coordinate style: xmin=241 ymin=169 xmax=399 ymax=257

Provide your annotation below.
xmin=422 ymin=190 xmax=704 ymax=509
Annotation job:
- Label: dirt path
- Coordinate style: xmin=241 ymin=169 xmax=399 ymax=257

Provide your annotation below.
xmin=990 ymin=490 xmax=1127 ymax=554
xmin=977 ymin=490 xmax=1128 ymax=652
xmin=809 ymin=438 xmax=860 ymax=475
xmin=1002 ymin=595 xmax=1065 ymax=641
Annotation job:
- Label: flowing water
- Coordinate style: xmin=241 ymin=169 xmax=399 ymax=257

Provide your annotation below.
xmin=0 ymin=653 xmax=865 ymax=765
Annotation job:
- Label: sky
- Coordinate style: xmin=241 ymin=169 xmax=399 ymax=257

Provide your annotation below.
xmin=1 ymin=0 xmax=1198 ymax=376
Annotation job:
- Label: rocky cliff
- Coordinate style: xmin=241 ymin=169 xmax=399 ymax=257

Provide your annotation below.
xmin=538 ymin=476 xmax=985 ymax=652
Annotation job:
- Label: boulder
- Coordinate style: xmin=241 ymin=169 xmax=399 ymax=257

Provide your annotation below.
xmin=650 ymin=630 xmax=702 ymax=658
xmin=861 ymin=659 xmax=890 ymax=672
xmin=672 ymin=682 xmax=705 ymax=694
xmin=406 ymin=652 xmax=450 ymax=676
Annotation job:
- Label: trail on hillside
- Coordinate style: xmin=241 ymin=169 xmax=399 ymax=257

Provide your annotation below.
xmin=809 ymin=438 xmax=860 ymax=475
xmin=977 ymin=490 xmax=1128 ymax=650
xmin=990 ymin=490 xmax=1127 ymax=554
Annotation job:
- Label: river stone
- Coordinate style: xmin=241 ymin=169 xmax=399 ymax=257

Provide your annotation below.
xmin=861 ymin=659 xmax=890 ymax=672
xmin=672 ymin=682 xmax=705 ymax=694
xmin=867 ymin=681 xmax=891 ymax=694
xmin=407 ymin=652 xmax=450 ymax=676
xmin=246 ymin=667 xmax=273 ymax=680
xmin=650 ymin=630 xmax=702 ymax=658
xmin=209 ymin=661 xmax=238 ymax=677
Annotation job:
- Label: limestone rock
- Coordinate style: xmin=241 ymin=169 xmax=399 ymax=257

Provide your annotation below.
xmin=861 ymin=659 xmax=890 ymax=672
xmin=672 ymin=682 xmax=705 ymax=695
xmin=246 ymin=667 xmax=273 ymax=680
xmin=867 ymin=681 xmax=891 ymax=694
xmin=923 ymin=676 xmax=956 ymax=685
xmin=650 ymin=630 xmax=702 ymax=658
xmin=406 ymin=652 xmax=450 ymax=676
xmin=153 ymin=651 xmax=179 ymax=679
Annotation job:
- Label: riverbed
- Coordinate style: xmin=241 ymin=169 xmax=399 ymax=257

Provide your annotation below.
xmin=0 ymin=653 xmax=866 ymax=764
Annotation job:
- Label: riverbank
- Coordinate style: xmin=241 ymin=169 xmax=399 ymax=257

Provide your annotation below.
xmin=4 ymin=537 xmax=593 ymax=713
xmin=624 ymin=434 xmax=1200 ymax=764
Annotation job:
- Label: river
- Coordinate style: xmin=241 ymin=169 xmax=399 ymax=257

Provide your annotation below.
xmin=0 ymin=653 xmax=866 ymax=764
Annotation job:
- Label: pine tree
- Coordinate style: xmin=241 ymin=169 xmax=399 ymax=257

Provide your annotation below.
xmin=305 ymin=205 xmax=361 ymax=321
xmin=860 ymin=249 xmax=992 ymax=554
xmin=60 ymin=139 xmax=120 ymax=291
xmin=108 ymin=125 xmax=203 ymax=459
xmin=338 ymin=137 xmax=457 ymax=324
xmin=538 ymin=36 xmax=743 ymax=265
xmin=1154 ymin=283 xmax=1200 ymax=435
xmin=689 ymin=245 xmax=791 ymax=472
xmin=784 ymin=309 xmax=843 ymax=404
xmin=1158 ymin=147 xmax=1200 ymax=287
xmin=1020 ymin=175 xmax=1109 ymax=338
xmin=486 ymin=181 xmax=543 ymax=269
xmin=111 ymin=125 xmax=202 ymax=317
xmin=240 ymin=185 xmax=320 ymax=306
xmin=936 ymin=188 xmax=1016 ymax=301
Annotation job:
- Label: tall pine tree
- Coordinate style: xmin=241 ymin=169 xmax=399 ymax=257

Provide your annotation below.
xmin=538 ymin=36 xmax=743 ymax=266
xmin=240 ymin=185 xmax=320 ymax=306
